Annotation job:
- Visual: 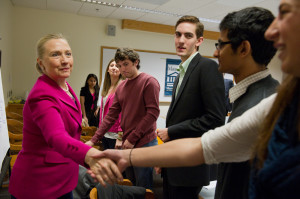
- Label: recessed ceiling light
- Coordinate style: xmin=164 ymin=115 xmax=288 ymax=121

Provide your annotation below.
xmin=72 ymin=0 xmax=220 ymax=24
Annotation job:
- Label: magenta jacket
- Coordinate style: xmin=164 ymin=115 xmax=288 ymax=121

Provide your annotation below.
xmin=9 ymin=75 xmax=91 ymax=199
xmin=99 ymin=92 xmax=122 ymax=134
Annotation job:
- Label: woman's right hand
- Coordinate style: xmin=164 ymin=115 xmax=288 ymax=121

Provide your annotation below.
xmin=85 ymin=148 xmax=123 ymax=186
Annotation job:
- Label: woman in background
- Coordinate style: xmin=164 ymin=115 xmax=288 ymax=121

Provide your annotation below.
xmin=80 ymin=73 xmax=100 ymax=127
xmin=96 ymin=59 xmax=123 ymax=150
xmin=9 ymin=33 xmax=122 ymax=199
xmin=101 ymin=1 xmax=300 ymax=198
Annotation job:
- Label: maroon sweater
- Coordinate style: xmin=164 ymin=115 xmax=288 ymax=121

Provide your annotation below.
xmin=91 ymin=73 xmax=160 ymax=148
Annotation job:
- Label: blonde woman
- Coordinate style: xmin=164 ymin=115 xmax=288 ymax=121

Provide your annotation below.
xmin=9 ymin=34 xmax=122 ymax=199
xmin=96 ymin=59 xmax=123 ymax=150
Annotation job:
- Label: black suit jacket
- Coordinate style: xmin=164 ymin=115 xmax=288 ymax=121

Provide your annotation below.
xmin=165 ymin=53 xmax=225 ymax=187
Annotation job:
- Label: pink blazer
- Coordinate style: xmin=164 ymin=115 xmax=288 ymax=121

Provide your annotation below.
xmin=99 ymin=92 xmax=122 ymax=134
xmin=9 ymin=75 xmax=91 ymax=199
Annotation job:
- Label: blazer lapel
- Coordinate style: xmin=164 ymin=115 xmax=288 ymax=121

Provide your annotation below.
xmin=59 ymin=83 xmax=82 ymax=127
xmin=40 ymin=75 xmax=82 ymax=128
xmin=168 ymin=54 xmax=200 ymax=118
xmin=167 ymin=75 xmax=179 ymax=121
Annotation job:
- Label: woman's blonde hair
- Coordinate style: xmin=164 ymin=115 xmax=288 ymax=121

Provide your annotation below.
xmin=101 ymin=59 xmax=123 ymax=97
xmin=253 ymin=75 xmax=300 ymax=168
xmin=35 ymin=33 xmax=68 ymax=74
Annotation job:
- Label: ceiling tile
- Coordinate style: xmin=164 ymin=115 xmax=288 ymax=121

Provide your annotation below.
xmin=47 ymin=0 xmax=82 ymax=13
xmin=187 ymin=2 xmax=239 ymax=19
xmin=122 ymin=0 xmax=160 ymax=9
xmin=216 ymin=0 xmax=265 ymax=7
xmin=156 ymin=0 xmax=214 ymax=15
xmin=79 ymin=3 xmax=118 ymax=18
xmin=11 ymin=0 xmax=47 ymax=9
xmin=108 ymin=7 xmax=145 ymax=20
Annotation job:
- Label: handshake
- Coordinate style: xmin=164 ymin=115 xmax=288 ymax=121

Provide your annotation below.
xmin=84 ymin=143 xmax=134 ymax=187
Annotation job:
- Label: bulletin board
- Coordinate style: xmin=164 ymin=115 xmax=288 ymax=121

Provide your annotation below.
xmin=100 ymin=46 xmax=215 ymax=103
xmin=0 ymin=69 xmax=10 ymax=169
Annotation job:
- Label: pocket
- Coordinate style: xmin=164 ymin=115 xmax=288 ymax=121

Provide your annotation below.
xmin=44 ymin=150 xmax=69 ymax=164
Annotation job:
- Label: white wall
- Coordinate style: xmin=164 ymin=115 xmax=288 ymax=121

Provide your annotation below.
xmin=0 ymin=0 xmax=13 ymax=104
xmin=3 ymin=3 xmax=283 ymax=118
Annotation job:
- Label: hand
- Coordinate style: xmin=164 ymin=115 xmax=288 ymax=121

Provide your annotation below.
xmin=122 ymin=139 xmax=134 ymax=149
xmin=154 ymin=167 xmax=161 ymax=174
xmin=85 ymin=140 xmax=95 ymax=147
xmin=82 ymin=117 xmax=89 ymax=127
xmin=94 ymin=108 xmax=99 ymax=116
xmin=85 ymin=148 xmax=123 ymax=187
xmin=102 ymin=149 xmax=131 ymax=172
xmin=157 ymin=128 xmax=170 ymax=142
xmin=115 ymin=139 xmax=122 ymax=149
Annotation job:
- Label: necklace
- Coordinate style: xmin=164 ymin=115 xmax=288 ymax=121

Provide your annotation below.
xmin=61 ymin=82 xmax=69 ymax=92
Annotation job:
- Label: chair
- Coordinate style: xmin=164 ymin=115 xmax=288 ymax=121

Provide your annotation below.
xmin=6 ymin=119 xmax=23 ymax=134
xmin=8 ymin=130 xmax=22 ymax=154
xmin=89 ymin=179 xmax=155 ymax=199
xmin=6 ymin=111 xmax=23 ymax=122
xmin=8 ymin=131 xmax=23 ymax=144
xmin=82 ymin=126 xmax=97 ymax=136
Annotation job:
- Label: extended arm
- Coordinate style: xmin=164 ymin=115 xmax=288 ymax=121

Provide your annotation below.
xmin=103 ymin=94 xmax=276 ymax=170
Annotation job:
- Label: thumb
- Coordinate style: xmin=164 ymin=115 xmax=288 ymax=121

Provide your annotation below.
xmin=90 ymin=150 xmax=106 ymax=159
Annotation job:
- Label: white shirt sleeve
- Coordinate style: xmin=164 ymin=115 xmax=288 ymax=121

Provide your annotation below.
xmin=201 ymin=94 xmax=277 ymax=164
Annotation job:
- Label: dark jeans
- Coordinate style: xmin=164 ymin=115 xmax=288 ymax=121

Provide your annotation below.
xmin=125 ymin=138 xmax=158 ymax=190
xmin=102 ymin=137 xmax=117 ymax=150
xmin=162 ymin=171 xmax=202 ymax=199
xmin=11 ymin=191 xmax=73 ymax=199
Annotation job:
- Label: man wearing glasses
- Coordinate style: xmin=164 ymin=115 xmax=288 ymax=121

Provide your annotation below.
xmin=213 ymin=7 xmax=279 ymax=199
xmin=156 ymin=15 xmax=225 ymax=199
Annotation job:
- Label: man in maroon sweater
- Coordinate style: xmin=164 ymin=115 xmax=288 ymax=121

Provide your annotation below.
xmin=86 ymin=48 xmax=160 ymax=189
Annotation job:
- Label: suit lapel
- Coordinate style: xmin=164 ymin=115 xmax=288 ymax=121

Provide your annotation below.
xmin=59 ymin=83 xmax=82 ymax=127
xmin=167 ymin=75 xmax=179 ymax=121
xmin=167 ymin=53 xmax=201 ymax=119
xmin=40 ymin=75 xmax=82 ymax=128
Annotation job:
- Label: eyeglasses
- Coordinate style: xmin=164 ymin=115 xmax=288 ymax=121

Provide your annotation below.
xmin=215 ymin=41 xmax=232 ymax=50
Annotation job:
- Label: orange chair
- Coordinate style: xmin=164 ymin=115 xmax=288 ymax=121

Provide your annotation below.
xmin=89 ymin=179 xmax=154 ymax=199
xmin=7 ymin=119 xmax=23 ymax=134
xmin=6 ymin=111 xmax=23 ymax=122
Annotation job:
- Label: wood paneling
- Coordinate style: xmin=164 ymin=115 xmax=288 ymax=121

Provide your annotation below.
xmin=122 ymin=19 xmax=219 ymax=40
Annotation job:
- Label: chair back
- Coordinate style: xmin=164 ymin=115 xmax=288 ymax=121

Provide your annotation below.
xmin=7 ymin=119 xmax=23 ymax=134
xmin=6 ymin=111 xmax=23 ymax=122
xmin=82 ymin=126 xmax=97 ymax=136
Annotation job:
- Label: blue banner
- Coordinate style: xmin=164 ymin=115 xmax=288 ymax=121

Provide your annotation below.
xmin=165 ymin=58 xmax=181 ymax=96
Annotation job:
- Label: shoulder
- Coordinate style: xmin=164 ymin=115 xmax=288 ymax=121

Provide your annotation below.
xmin=141 ymin=73 xmax=160 ymax=87
xmin=80 ymin=87 xmax=88 ymax=95
xmin=27 ymin=77 xmax=60 ymax=105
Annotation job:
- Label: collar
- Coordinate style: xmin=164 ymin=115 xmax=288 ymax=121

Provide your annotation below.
xmin=229 ymin=69 xmax=271 ymax=103
xmin=179 ymin=52 xmax=199 ymax=73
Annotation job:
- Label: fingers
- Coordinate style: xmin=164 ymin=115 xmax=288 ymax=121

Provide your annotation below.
xmin=90 ymin=158 xmax=123 ymax=186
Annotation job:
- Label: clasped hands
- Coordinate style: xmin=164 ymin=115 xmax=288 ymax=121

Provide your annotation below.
xmin=85 ymin=140 xmax=134 ymax=186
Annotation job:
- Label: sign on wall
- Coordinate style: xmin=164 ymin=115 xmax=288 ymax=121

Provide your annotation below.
xmin=164 ymin=59 xmax=181 ymax=96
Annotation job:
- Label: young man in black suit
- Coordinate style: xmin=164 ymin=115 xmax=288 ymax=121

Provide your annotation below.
xmin=157 ymin=15 xmax=225 ymax=199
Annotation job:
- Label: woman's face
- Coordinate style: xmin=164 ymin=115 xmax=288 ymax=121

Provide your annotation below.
xmin=108 ymin=61 xmax=120 ymax=77
xmin=87 ymin=77 xmax=97 ymax=88
xmin=265 ymin=0 xmax=300 ymax=77
xmin=38 ymin=38 xmax=73 ymax=82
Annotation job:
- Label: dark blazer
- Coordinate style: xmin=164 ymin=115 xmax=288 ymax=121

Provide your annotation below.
xmin=224 ymin=79 xmax=234 ymax=115
xmin=165 ymin=53 xmax=225 ymax=186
